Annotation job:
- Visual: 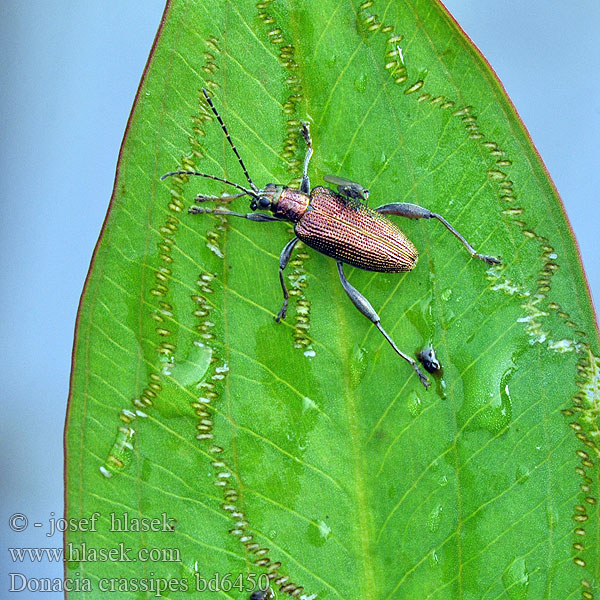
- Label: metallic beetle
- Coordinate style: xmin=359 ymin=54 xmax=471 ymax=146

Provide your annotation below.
xmin=162 ymin=89 xmax=501 ymax=388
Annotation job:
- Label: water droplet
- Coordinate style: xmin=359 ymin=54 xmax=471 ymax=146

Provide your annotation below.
xmin=461 ymin=362 xmax=514 ymax=435
xmin=397 ymin=46 xmax=405 ymax=66
xmin=171 ymin=341 xmax=212 ymax=387
xmin=427 ymin=504 xmax=442 ymax=533
xmin=502 ymin=558 xmax=530 ymax=600
xmin=498 ymin=367 xmax=514 ymax=421
xmin=99 ymin=466 xmax=112 ymax=478
xmin=441 ymin=288 xmax=452 ymax=302
xmin=407 ymin=391 xmax=422 ymax=417
xmin=428 ymin=549 xmax=439 ymax=567
xmin=306 ymin=519 xmax=330 ymax=547
xmin=317 ymin=520 xmax=331 ymax=539
xmin=302 ymin=396 xmax=318 ymax=412
xmin=350 ymin=345 xmax=367 ymax=388
xmin=371 ymin=151 xmax=388 ymax=173
xmin=354 ymin=73 xmax=368 ymax=93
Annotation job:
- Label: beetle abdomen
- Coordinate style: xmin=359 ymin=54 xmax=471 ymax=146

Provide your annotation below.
xmin=295 ymin=187 xmax=418 ymax=273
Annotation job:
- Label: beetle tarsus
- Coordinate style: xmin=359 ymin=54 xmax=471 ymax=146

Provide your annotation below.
xmin=414 ymin=364 xmax=430 ymax=389
xmin=301 ymin=121 xmax=312 ymax=147
xmin=374 ymin=321 xmax=430 ymax=389
xmin=275 ymin=303 xmax=287 ymax=323
xmin=476 ymin=253 xmax=501 ymax=265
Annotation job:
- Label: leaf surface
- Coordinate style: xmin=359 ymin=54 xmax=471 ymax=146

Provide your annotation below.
xmin=66 ymin=1 xmax=600 ymax=598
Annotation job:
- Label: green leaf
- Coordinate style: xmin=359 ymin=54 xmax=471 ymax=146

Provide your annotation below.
xmin=66 ymin=0 xmax=600 ymax=598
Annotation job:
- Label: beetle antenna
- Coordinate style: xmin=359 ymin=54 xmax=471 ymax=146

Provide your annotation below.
xmin=160 ymin=170 xmax=258 ymax=199
xmin=202 ymin=88 xmax=259 ymax=193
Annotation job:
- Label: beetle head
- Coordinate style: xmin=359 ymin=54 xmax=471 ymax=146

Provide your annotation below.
xmin=250 ymin=183 xmax=284 ymax=212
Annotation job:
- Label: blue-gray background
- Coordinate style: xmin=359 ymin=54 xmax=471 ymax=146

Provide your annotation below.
xmin=1 ymin=1 xmax=598 ymax=594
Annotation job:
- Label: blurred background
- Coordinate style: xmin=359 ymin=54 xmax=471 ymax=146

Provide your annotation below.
xmin=1 ymin=1 xmax=598 ymax=594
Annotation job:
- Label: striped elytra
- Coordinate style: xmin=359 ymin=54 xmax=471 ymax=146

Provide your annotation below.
xmin=293 ymin=186 xmax=418 ymax=273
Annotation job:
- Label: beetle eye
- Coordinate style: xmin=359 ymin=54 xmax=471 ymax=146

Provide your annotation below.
xmin=258 ymin=196 xmax=271 ymax=209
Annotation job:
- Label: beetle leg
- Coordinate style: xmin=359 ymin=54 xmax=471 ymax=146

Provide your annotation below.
xmin=275 ymin=237 xmax=300 ymax=323
xmin=300 ymin=122 xmax=313 ymax=194
xmin=336 ymin=262 xmax=430 ymax=389
xmin=375 ymin=202 xmax=501 ymax=265
xmin=189 ymin=206 xmax=281 ymax=222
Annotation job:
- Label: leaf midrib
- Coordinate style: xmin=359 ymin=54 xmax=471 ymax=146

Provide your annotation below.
xmin=332 ymin=257 xmax=378 ymax=598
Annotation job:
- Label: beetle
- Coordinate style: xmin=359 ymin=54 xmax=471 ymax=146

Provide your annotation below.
xmin=162 ymin=89 xmax=501 ymax=388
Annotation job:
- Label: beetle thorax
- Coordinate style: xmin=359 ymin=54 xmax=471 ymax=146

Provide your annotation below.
xmin=272 ymin=188 xmax=310 ymax=222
